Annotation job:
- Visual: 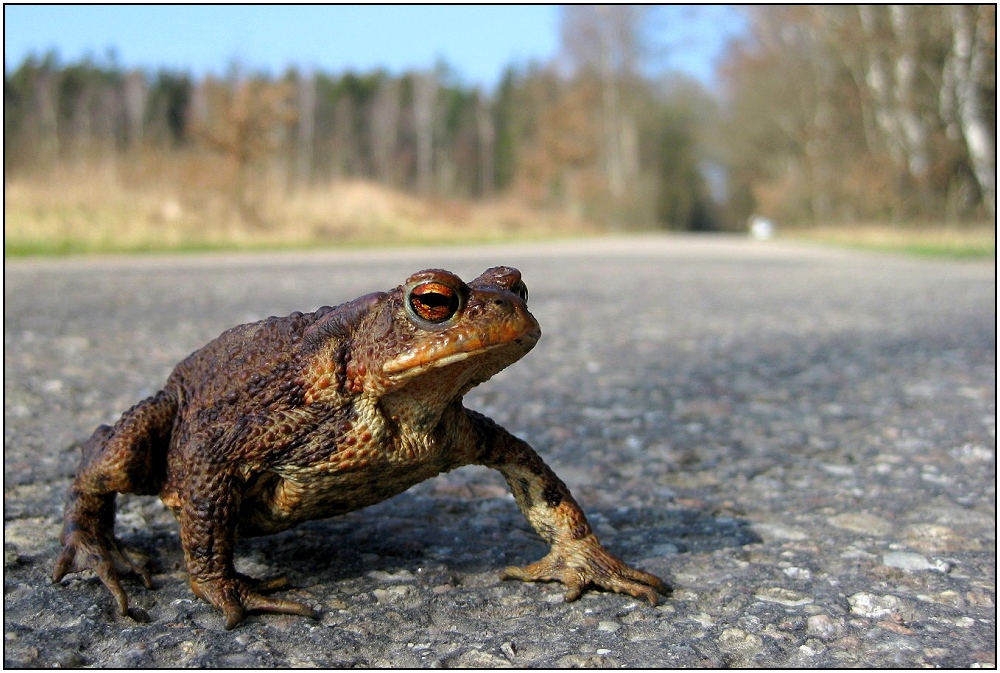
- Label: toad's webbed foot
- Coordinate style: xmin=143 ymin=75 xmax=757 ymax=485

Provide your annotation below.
xmin=501 ymin=534 xmax=669 ymax=606
xmin=190 ymin=573 xmax=319 ymax=630
xmin=52 ymin=525 xmax=154 ymax=616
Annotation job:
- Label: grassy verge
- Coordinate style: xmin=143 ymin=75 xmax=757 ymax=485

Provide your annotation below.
xmin=4 ymin=170 xmax=596 ymax=257
xmin=5 ymin=167 xmax=994 ymax=259
xmin=784 ymin=225 xmax=995 ymax=259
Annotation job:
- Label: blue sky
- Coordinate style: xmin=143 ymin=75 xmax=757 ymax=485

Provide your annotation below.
xmin=4 ymin=5 xmax=747 ymax=91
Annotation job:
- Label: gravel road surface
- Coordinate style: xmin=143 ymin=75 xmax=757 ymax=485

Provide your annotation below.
xmin=4 ymin=235 xmax=995 ymax=667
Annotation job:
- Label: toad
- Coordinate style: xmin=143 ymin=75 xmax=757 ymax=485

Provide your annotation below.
xmin=53 ymin=267 xmax=667 ymax=629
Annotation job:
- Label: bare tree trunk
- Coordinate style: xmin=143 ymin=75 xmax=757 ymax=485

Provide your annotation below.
xmin=71 ymin=84 xmax=95 ymax=163
xmin=888 ymin=5 xmax=929 ymax=179
xmin=561 ymin=5 xmax=647 ymax=225
xmin=475 ymin=91 xmax=495 ymax=197
xmin=413 ymin=73 xmax=437 ymax=195
xmin=596 ymin=6 xmax=624 ymax=206
xmin=371 ymin=78 xmax=400 ymax=187
xmin=857 ymin=6 xmax=906 ymax=171
xmin=296 ymin=74 xmax=316 ymax=187
xmin=331 ymin=96 xmax=354 ymax=180
xmin=619 ymin=114 xmax=639 ymax=189
xmin=34 ymin=69 xmax=59 ymax=167
xmin=123 ymin=71 xmax=148 ymax=150
xmin=950 ymin=5 xmax=995 ymax=216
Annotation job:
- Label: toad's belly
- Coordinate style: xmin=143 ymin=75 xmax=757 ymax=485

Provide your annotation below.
xmin=236 ymin=458 xmax=451 ymax=536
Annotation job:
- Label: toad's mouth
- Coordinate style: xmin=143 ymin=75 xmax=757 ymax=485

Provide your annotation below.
xmin=382 ymin=328 xmax=540 ymax=382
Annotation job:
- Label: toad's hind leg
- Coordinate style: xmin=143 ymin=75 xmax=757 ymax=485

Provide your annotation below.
xmin=53 ymin=390 xmax=177 ymax=615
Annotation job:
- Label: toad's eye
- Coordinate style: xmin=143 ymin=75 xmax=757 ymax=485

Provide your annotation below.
xmin=511 ymin=280 xmax=528 ymax=304
xmin=408 ymin=282 xmax=460 ymax=324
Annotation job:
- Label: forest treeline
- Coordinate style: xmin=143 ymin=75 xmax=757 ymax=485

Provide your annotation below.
xmin=4 ymin=6 xmax=995 ymax=231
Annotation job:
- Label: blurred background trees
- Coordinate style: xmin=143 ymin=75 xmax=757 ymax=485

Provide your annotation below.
xmin=4 ymin=6 xmax=995 ymax=234
xmin=722 ymin=5 xmax=995 ymax=224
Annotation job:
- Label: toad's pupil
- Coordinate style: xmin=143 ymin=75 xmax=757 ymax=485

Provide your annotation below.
xmin=410 ymin=286 xmax=457 ymax=321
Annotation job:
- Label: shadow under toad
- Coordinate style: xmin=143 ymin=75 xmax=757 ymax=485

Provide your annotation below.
xmin=216 ymin=490 xmax=761 ymax=589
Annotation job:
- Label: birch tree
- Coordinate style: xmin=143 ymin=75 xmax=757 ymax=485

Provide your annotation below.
xmin=947 ymin=5 xmax=995 ymax=216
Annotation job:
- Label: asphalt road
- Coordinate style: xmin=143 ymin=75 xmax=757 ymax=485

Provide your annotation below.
xmin=4 ymin=235 xmax=995 ymax=667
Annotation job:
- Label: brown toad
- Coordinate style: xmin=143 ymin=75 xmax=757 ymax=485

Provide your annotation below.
xmin=53 ymin=266 xmax=667 ymax=629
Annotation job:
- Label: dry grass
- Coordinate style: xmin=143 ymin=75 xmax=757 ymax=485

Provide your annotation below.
xmin=784 ymin=224 xmax=995 ymax=259
xmin=5 ymin=159 xmax=994 ymax=259
xmin=4 ymin=159 xmax=597 ymax=256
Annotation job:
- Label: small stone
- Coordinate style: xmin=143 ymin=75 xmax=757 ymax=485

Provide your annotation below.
xmin=805 ymin=614 xmax=842 ymax=640
xmin=718 ymin=628 xmax=763 ymax=665
xmin=54 ymin=650 xmax=87 ymax=668
xmin=597 ymin=620 xmax=621 ymax=633
xmin=649 ymin=543 xmax=680 ymax=556
xmin=754 ymin=587 xmax=813 ymax=607
xmin=848 ymin=592 xmax=903 ymax=619
xmin=751 ymin=522 xmax=810 ymax=541
xmin=373 ymin=586 xmax=410 ymax=603
xmin=367 ymin=569 xmax=416 ymax=582
xmin=904 ymin=524 xmax=978 ymax=553
xmin=450 ymin=649 xmax=511 ymax=668
xmin=929 ymin=590 xmax=963 ymax=607
xmin=691 ymin=612 xmax=714 ymax=627
xmin=882 ymin=551 xmax=931 ymax=571
xmin=555 ymin=654 xmax=603 ymax=667
xmin=828 ymin=513 xmax=893 ymax=536
xmin=821 ymin=463 xmax=855 ymax=477
xmin=878 ymin=619 xmax=913 ymax=635
xmin=41 ymin=379 xmax=65 ymax=393
xmin=3 ymin=546 xmax=23 ymax=568
xmin=966 ymin=592 xmax=994 ymax=607
xmin=782 ymin=566 xmax=812 ymax=580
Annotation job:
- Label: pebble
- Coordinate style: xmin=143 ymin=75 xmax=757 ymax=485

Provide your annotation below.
xmin=40 ymin=379 xmax=65 ymax=394
xmin=751 ymin=522 xmax=809 ymax=541
xmin=805 ymin=614 xmax=842 ymax=640
xmin=882 ymin=551 xmax=932 ymax=571
xmin=718 ymin=628 xmax=764 ymax=665
xmin=373 ymin=586 xmax=411 ymax=603
xmin=691 ymin=612 xmax=715 ymax=627
xmin=754 ymin=587 xmax=813 ymax=607
xmin=367 ymin=569 xmax=416 ymax=582
xmin=782 ymin=566 xmax=812 ymax=580
xmin=848 ymin=592 xmax=903 ymax=619
xmin=828 ymin=512 xmax=894 ymax=536
xmin=904 ymin=524 xmax=972 ymax=553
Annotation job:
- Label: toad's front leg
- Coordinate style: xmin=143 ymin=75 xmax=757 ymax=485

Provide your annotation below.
xmin=177 ymin=476 xmax=318 ymax=629
xmin=467 ymin=411 xmax=668 ymax=606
